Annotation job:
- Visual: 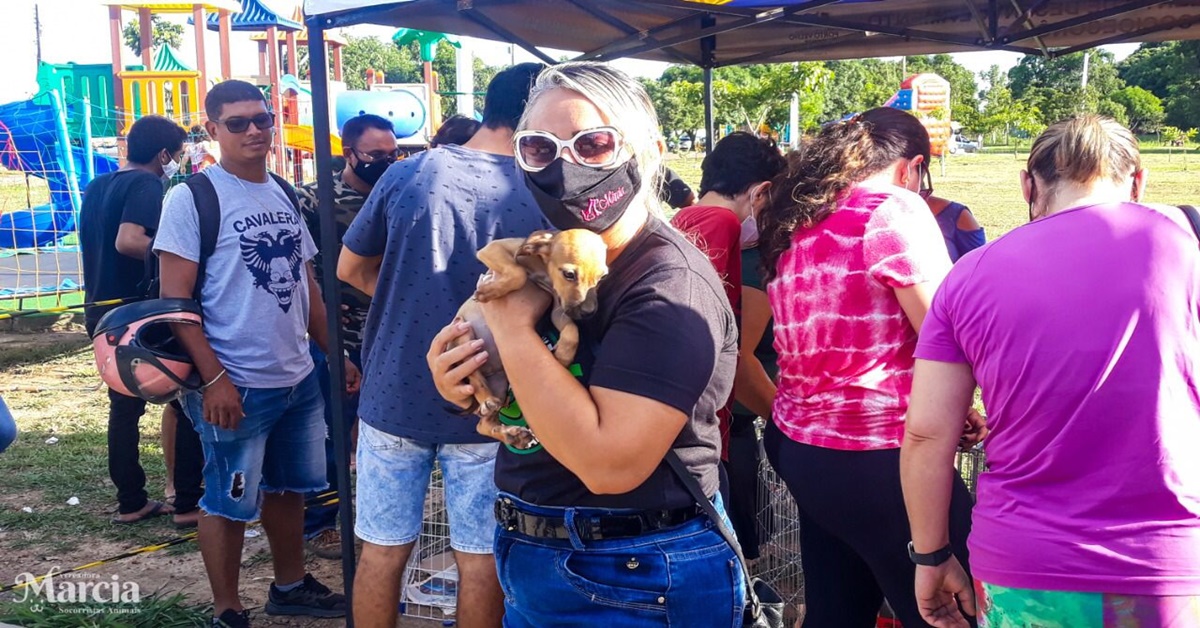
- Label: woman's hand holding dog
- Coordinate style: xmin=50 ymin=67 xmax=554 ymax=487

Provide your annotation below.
xmin=428 ymin=320 xmax=489 ymax=410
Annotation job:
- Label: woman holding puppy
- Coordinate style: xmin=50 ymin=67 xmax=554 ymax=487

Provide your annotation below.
xmin=427 ymin=62 xmax=743 ymax=626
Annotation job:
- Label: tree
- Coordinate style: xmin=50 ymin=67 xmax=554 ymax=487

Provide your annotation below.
xmin=643 ymin=78 xmax=703 ymax=142
xmin=1119 ymin=41 xmax=1200 ymax=129
xmin=979 ymin=65 xmax=1016 ymax=143
xmin=122 ymin=14 xmax=184 ymax=57
xmin=339 ymin=35 xmax=420 ymax=90
xmin=1161 ymin=126 xmax=1198 ymax=166
xmin=821 ymin=59 xmax=903 ymax=121
xmin=721 ymin=63 xmax=831 ymax=134
xmin=1008 ymin=50 xmax=1125 ymax=126
xmin=1109 ymin=86 xmax=1164 ymax=133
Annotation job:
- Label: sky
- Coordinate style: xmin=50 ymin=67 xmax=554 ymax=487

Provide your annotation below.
xmin=0 ymin=0 xmax=1140 ymax=105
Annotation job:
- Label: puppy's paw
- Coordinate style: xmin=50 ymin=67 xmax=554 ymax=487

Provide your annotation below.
xmin=499 ymin=425 xmax=538 ymax=450
xmin=479 ymin=397 xmax=504 ymax=415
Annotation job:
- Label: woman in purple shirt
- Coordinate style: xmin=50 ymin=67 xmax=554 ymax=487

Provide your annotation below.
xmin=902 ymin=115 xmax=1200 ymax=627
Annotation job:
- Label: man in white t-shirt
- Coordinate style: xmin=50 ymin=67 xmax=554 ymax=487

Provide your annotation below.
xmin=154 ymin=80 xmax=359 ymax=628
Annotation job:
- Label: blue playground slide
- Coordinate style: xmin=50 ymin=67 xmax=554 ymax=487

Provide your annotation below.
xmin=0 ymin=92 xmax=118 ymax=249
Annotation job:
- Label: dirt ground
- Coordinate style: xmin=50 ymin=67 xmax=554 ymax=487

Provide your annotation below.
xmin=0 ymin=327 xmax=445 ymax=626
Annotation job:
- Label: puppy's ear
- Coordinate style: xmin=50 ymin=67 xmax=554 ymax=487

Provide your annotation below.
xmin=517 ymin=231 xmax=555 ymax=264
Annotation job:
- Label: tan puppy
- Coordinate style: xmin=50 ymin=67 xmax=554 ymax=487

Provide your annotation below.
xmin=451 ymin=229 xmax=608 ymax=448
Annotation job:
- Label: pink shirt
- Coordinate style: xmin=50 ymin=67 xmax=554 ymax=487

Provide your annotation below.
xmin=917 ymin=202 xmax=1200 ymax=595
xmin=768 ymin=182 xmax=949 ymax=451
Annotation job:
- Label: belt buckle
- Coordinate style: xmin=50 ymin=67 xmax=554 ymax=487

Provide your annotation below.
xmin=495 ymin=498 xmax=518 ymax=531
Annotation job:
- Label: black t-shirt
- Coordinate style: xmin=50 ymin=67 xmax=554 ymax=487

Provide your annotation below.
xmin=495 ymin=217 xmax=738 ymax=510
xmin=79 ymin=170 xmax=165 ymax=334
xmin=656 ymin=167 xmax=695 ymax=209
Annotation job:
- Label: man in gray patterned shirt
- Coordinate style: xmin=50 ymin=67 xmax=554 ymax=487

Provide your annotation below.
xmin=295 ymin=114 xmax=397 ymax=558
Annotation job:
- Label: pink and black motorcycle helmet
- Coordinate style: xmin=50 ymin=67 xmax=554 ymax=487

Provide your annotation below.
xmin=92 ymin=298 xmax=203 ymax=403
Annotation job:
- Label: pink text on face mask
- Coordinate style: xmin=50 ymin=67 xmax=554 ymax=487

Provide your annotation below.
xmin=580 ymin=187 xmax=627 ymax=222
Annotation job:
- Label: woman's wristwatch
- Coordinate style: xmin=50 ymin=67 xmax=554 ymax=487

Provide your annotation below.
xmin=907 ymin=542 xmax=953 ymax=566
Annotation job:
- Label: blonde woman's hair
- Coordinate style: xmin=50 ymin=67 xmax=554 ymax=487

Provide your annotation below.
xmin=517 ymin=61 xmax=665 ymax=218
xmin=1027 ymin=115 xmax=1141 ymax=189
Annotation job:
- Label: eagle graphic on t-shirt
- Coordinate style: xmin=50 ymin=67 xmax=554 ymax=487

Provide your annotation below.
xmin=239 ymin=229 xmax=303 ymax=312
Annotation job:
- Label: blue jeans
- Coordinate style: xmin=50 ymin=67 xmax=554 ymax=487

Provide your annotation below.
xmin=495 ymin=492 xmax=745 ymax=627
xmin=181 ymin=368 xmax=328 ymax=522
xmin=0 ymin=394 xmax=16 ymax=454
xmin=354 ymin=421 xmax=499 ymax=553
xmin=303 ymin=343 xmax=360 ymax=539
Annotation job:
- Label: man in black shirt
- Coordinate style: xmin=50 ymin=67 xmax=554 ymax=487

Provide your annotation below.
xmin=80 ymin=115 xmax=201 ymax=526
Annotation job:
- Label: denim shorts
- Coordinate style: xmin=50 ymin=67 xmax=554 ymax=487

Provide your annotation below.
xmin=495 ymin=492 xmax=745 ymax=627
xmin=354 ymin=421 xmax=499 ymax=553
xmin=181 ymin=368 xmax=328 ymax=522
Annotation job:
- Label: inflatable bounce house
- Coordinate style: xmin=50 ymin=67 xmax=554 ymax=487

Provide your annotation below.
xmin=280 ymin=70 xmax=435 ymax=155
xmin=886 ymin=73 xmax=952 ymax=157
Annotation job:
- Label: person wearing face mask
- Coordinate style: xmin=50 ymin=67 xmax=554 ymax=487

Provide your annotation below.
xmin=755 ymin=107 xmax=980 ymax=628
xmin=904 ymin=116 xmax=1200 ymax=628
xmin=669 ymin=132 xmax=785 ymax=548
xmin=295 ymin=113 xmax=397 ymax=560
xmin=79 ymin=115 xmax=205 ymax=528
xmin=427 ymin=62 xmax=743 ymax=626
xmin=337 ymin=63 xmax=547 ymax=628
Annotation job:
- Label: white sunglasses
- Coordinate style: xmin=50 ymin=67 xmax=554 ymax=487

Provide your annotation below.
xmin=513 ymin=126 xmax=625 ymax=172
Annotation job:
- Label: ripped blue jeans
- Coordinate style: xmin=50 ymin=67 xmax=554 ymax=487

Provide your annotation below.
xmin=181 ymin=368 xmax=328 ymax=522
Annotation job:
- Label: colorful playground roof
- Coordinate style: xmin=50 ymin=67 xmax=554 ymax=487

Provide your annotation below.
xmin=202 ymin=0 xmax=303 ymax=32
xmin=152 ymin=46 xmax=194 ymax=72
xmin=249 ymin=8 xmax=347 ymax=45
xmin=102 ymin=0 xmax=242 ymax=13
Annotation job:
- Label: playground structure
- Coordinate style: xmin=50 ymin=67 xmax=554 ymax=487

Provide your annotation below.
xmin=886 ymin=73 xmax=953 ymax=157
xmin=0 ymin=0 xmax=454 ymax=306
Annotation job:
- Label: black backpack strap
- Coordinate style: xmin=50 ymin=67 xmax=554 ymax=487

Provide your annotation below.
xmin=1179 ymin=205 xmax=1200 ymax=244
xmin=183 ymin=172 xmax=222 ymax=301
xmin=269 ymin=172 xmax=301 ymax=213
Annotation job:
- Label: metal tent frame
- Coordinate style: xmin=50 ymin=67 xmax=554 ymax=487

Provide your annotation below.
xmin=299 ymin=1 xmax=1200 ymax=619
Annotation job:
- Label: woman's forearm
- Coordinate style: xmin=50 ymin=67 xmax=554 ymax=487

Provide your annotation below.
xmin=734 ymin=356 xmax=775 ymax=418
xmin=901 ymin=435 xmax=957 ymax=553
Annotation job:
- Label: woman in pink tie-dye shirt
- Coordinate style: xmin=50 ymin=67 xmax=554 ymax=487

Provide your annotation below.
xmin=757 ymin=107 xmax=980 ymax=628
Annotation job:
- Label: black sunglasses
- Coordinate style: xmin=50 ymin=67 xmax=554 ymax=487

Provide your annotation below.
xmin=352 ymin=147 xmax=400 ymax=164
xmin=216 ymin=112 xmax=276 ymax=134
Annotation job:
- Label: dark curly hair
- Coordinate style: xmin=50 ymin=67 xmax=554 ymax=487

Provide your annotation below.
xmin=758 ymin=107 xmax=930 ymax=283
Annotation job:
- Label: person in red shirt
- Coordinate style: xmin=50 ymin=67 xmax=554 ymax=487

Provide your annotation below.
xmin=670 ymin=132 xmax=786 ymax=512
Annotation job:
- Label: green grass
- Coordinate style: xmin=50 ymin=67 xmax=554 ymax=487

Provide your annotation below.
xmin=0 ymin=344 xmax=185 ymax=555
xmin=0 ymin=292 xmax=85 ymax=316
xmin=0 ymin=171 xmax=51 ymax=214
xmin=664 ymin=151 xmax=1200 ymax=239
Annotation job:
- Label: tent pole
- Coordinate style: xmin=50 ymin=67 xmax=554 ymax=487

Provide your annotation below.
xmin=700 ymin=14 xmax=716 ymax=153
xmin=306 ymin=18 xmax=356 ymax=622
xmin=703 ymin=67 xmax=714 ymax=153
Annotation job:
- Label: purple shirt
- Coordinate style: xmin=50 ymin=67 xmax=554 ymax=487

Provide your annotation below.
xmin=917 ymin=202 xmax=1200 ymax=595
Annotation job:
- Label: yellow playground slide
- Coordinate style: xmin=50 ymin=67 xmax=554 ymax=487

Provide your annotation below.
xmin=283 ymin=124 xmax=343 ymax=155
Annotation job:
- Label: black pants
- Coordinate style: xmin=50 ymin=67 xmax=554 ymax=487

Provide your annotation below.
xmin=107 ymin=390 xmax=204 ymax=515
xmin=763 ymin=421 xmax=975 ymax=628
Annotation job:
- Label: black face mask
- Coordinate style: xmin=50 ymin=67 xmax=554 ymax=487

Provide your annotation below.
xmin=352 ymin=156 xmax=390 ymax=187
xmin=523 ymin=156 xmax=642 ymax=233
